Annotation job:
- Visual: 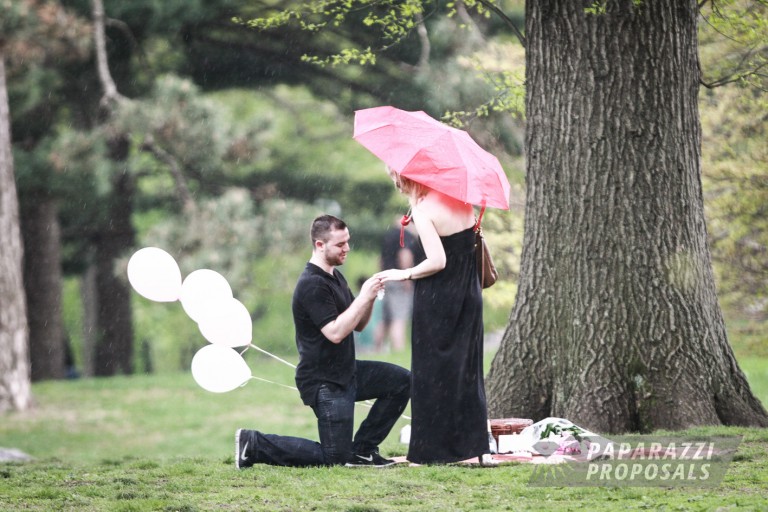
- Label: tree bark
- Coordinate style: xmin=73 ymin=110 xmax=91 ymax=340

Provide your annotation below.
xmin=486 ymin=0 xmax=768 ymax=432
xmin=21 ymin=192 xmax=66 ymax=381
xmin=93 ymin=157 xmax=135 ymax=376
xmin=88 ymin=0 xmax=135 ymax=376
xmin=0 ymin=49 xmax=32 ymax=412
xmin=92 ymin=0 xmax=123 ymax=107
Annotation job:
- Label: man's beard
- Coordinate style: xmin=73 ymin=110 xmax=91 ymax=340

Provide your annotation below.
xmin=326 ymin=252 xmax=345 ymax=267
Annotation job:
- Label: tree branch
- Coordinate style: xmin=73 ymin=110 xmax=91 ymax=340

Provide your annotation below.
xmin=701 ymin=58 xmax=768 ymax=88
xmin=415 ymin=11 xmax=431 ymax=70
xmin=91 ymin=0 xmax=126 ymax=109
xmin=140 ymin=136 xmax=196 ymax=214
xmin=475 ymin=0 xmax=526 ymax=48
xmin=186 ymin=31 xmax=390 ymax=99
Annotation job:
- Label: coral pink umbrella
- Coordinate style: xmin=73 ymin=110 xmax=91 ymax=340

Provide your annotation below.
xmin=353 ymin=106 xmax=510 ymax=210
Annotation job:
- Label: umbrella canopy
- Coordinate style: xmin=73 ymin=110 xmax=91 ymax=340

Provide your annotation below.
xmin=353 ymin=106 xmax=511 ymax=210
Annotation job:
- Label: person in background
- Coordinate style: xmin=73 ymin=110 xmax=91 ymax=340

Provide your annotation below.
xmin=354 ymin=276 xmax=379 ymax=353
xmin=236 ymin=215 xmax=411 ymax=468
xmin=375 ymin=171 xmax=493 ymax=466
xmin=374 ymin=217 xmax=423 ymax=352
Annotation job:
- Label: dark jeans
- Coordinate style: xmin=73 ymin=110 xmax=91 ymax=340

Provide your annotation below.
xmin=248 ymin=360 xmax=410 ymax=466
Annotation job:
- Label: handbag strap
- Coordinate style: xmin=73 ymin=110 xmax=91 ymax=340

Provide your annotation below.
xmin=474 ymin=203 xmax=487 ymax=289
xmin=477 ymin=213 xmax=486 ymax=288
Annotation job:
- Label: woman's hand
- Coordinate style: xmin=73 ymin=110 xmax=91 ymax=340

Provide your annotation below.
xmin=374 ymin=268 xmax=411 ymax=282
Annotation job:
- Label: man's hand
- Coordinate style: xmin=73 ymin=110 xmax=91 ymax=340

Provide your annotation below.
xmin=319 ymin=275 xmax=383 ymax=344
xmin=358 ymin=275 xmax=385 ymax=301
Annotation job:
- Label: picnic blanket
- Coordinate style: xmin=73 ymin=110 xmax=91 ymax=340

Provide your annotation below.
xmin=394 ymin=417 xmax=611 ymax=466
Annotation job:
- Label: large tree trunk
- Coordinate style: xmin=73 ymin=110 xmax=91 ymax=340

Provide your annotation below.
xmin=21 ymin=192 xmax=66 ymax=381
xmin=0 ymin=50 xmax=32 ymax=412
xmin=89 ymin=0 xmax=136 ymax=376
xmin=93 ymin=164 xmax=135 ymax=376
xmin=486 ymin=0 xmax=768 ymax=432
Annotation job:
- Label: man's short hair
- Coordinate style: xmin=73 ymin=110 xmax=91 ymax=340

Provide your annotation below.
xmin=311 ymin=215 xmax=347 ymax=245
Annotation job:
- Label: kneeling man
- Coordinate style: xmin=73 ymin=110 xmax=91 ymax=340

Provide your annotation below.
xmin=236 ymin=215 xmax=410 ymax=468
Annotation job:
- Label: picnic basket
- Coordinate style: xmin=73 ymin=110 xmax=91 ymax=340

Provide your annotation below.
xmin=490 ymin=418 xmax=533 ymax=444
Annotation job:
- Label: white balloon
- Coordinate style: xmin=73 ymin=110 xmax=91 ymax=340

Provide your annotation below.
xmin=180 ymin=269 xmax=233 ymax=322
xmin=198 ymin=297 xmax=253 ymax=348
xmin=126 ymin=247 xmax=182 ymax=302
xmin=190 ymin=344 xmax=251 ymax=393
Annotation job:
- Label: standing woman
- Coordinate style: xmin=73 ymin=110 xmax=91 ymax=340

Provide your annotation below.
xmin=376 ymin=169 xmax=491 ymax=465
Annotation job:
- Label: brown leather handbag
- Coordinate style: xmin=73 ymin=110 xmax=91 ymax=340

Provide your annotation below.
xmin=475 ymin=226 xmax=498 ymax=289
xmin=474 ymin=205 xmax=498 ymax=289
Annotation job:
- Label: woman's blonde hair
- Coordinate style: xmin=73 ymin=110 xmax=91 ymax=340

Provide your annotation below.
xmin=388 ymin=166 xmax=427 ymax=201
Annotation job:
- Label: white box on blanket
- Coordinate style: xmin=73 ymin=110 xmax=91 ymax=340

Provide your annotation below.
xmin=497 ymin=434 xmax=529 ymax=454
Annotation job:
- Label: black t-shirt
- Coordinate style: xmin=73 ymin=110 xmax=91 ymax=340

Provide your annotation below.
xmin=292 ymin=262 xmax=356 ymax=406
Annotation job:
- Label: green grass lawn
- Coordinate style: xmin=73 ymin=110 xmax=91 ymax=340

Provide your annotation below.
xmin=1 ymin=350 xmax=767 ymax=511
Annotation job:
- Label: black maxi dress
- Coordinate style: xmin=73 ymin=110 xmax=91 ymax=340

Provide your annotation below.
xmin=407 ymin=227 xmax=489 ymax=464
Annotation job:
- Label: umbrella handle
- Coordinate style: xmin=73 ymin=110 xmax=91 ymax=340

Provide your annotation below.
xmin=474 ymin=204 xmax=487 ymax=232
xmin=400 ymin=208 xmax=412 ymax=247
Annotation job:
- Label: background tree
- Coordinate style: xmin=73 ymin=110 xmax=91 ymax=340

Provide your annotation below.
xmin=13 ymin=0 xmax=272 ymax=376
xmin=702 ymin=86 xmax=768 ymax=320
xmin=485 ymin=0 xmax=768 ymax=431
xmin=698 ymin=0 xmax=768 ymax=327
xmin=0 ymin=1 xmax=34 ymax=411
xmin=11 ymin=1 xmax=91 ymax=381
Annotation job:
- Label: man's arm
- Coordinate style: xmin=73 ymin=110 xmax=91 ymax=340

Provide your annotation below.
xmin=354 ymin=297 xmax=375 ymax=333
xmin=320 ymin=276 xmax=382 ymax=344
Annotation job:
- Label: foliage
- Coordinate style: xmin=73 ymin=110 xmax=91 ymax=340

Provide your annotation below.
xmin=584 ymin=1 xmax=608 ymax=16
xmin=0 ymin=0 xmax=32 ymax=34
xmin=698 ymin=0 xmax=768 ymax=90
xmin=115 ymin=74 xmax=232 ymax=182
xmin=4 ymin=1 xmax=91 ymax=144
xmin=44 ymin=71 xmax=422 ymax=370
xmin=61 ymin=278 xmax=85 ymax=370
xmin=701 ymin=84 xmax=768 ymax=318
xmin=404 ymin=15 xmax=527 ymax=136
xmin=237 ymin=0 xmax=426 ymax=67
xmin=697 ymin=1 xmax=768 ymax=321
xmin=126 ymin=187 xmax=396 ymax=371
xmin=441 ymin=40 xmax=526 ymax=127
xmin=208 ymin=84 xmax=400 ymax=211
xmin=1 ymin=1 xmax=91 ymax=63
xmin=49 ymin=129 xmax=115 ymax=197
xmin=240 ymin=0 xmax=527 ymax=129
xmin=129 ymin=194 xmax=321 ymax=371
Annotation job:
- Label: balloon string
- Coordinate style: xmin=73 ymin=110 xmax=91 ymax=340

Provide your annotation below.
xmin=249 ymin=376 xmax=298 ymax=391
xmin=242 ymin=345 xmax=411 ymax=420
xmin=244 ymin=344 xmax=297 ymax=368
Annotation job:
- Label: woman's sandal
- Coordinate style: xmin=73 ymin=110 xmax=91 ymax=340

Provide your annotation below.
xmin=478 ymin=454 xmax=500 ymax=467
